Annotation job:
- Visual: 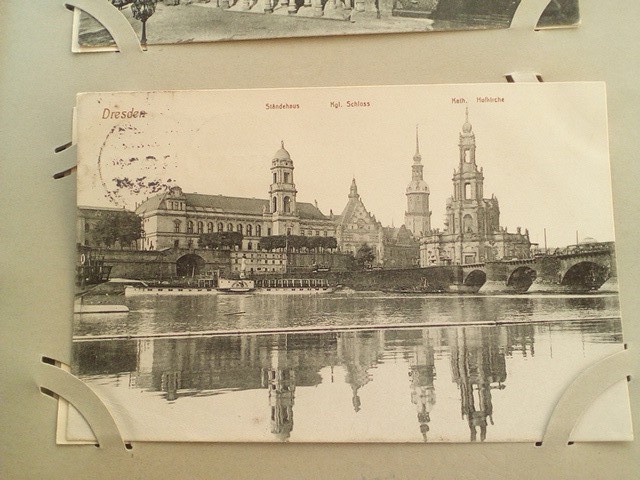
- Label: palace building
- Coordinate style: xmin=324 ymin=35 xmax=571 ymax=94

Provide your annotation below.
xmin=420 ymin=109 xmax=531 ymax=266
xmin=135 ymin=142 xmax=337 ymax=252
xmin=134 ymin=140 xmax=421 ymax=269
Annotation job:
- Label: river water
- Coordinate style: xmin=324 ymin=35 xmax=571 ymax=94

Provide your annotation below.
xmin=69 ymin=292 xmax=632 ymax=443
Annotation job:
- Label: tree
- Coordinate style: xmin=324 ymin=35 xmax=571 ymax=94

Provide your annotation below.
xmin=198 ymin=231 xmax=243 ymax=250
xmin=131 ymin=0 xmax=157 ymax=46
xmin=89 ymin=210 xmax=142 ymax=249
xmin=259 ymin=235 xmax=287 ymax=252
xmin=355 ymin=243 xmax=375 ymax=269
xmin=323 ymin=236 xmax=338 ymax=251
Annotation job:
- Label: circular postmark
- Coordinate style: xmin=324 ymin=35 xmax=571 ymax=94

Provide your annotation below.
xmin=97 ymin=123 xmax=179 ymax=209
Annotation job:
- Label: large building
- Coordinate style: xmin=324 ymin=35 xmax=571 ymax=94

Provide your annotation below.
xmin=420 ymin=109 xmax=531 ymax=266
xmin=135 ymin=142 xmax=337 ymax=252
xmin=134 ymin=140 xmax=421 ymax=269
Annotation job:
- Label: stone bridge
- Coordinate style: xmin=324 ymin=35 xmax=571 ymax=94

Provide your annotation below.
xmin=458 ymin=244 xmax=617 ymax=293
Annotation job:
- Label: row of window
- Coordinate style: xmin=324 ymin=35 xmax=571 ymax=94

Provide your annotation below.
xmin=273 ymin=171 xmax=292 ymax=184
xmin=272 ymin=196 xmax=292 ymax=214
xmin=231 ymin=252 xmax=284 ymax=258
xmin=233 ymin=266 xmax=283 ymax=273
xmin=234 ymin=258 xmax=284 ymax=264
xmin=173 ymin=220 xmax=264 ymax=236
xmin=170 ymin=219 xmax=331 ymax=237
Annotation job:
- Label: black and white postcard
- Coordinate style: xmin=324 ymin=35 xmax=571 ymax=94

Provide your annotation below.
xmin=68 ymin=83 xmax=632 ymax=443
xmin=73 ymin=0 xmax=579 ymax=50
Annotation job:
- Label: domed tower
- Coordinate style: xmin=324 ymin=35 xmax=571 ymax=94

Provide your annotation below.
xmin=269 ymin=141 xmax=299 ymax=235
xmin=405 ymin=126 xmax=431 ymax=237
xmin=446 ymin=108 xmax=487 ymax=237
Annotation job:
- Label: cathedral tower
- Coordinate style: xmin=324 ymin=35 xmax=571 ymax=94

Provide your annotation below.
xmin=269 ymin=141 xmax=299 ymax=235
xmin=420 ymin=109 xmax=531 ymax=267
xmin=405 ymin=127 xmax=431 ymax=237
xmin=445 ymin=108 xmax=494 ymax=237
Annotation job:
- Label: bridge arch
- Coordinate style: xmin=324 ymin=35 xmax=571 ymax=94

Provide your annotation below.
xmin=463 ymin=269 xmax=486 ymax=288
xmin=507 ymin=266 xmax=537 ymax=293
xmin=176 ymin=254 xmax=205 ymax=277
xmin=561 ymin=261 xmax=610 ymax=291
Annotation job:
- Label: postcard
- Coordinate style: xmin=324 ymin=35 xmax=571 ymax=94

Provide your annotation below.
xmin=73 ymin=0 xmax=580 ymax=51
xmin=67 ymin=83 xmax=632 ymax=443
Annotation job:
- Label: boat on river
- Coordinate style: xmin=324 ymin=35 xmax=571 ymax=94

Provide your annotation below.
xmin=125 ymin=284 xmax=220 ymax=296
xmin=217 ymin=278 xmax=255 ymax=293
xmin=254 ymin=278 xmax=336 ymax=294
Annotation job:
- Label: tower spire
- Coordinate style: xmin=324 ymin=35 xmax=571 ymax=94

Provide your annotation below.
xmin=414 ymin=125 xmax=422 ymax=164
xmin=349 ymin=177 xmax=359 ymax=198
xmin=461 ymin=107 xmax=473 ymax=135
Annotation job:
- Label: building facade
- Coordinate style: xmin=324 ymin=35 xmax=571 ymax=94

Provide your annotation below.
xmin=420 ymin=109 xmax=531 ymax=266
xmin=135 ymin=142 xmax=337 ymax=252
xmin=334 ymin=178 xmax=385 ymax=265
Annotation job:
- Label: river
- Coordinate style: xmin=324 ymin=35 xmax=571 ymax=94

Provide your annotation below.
xmin=68 ymin=292 xmax=632 ymax=443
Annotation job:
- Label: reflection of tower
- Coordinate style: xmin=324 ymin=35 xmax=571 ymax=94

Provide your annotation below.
xmin=161 ymin=371 xmax=182 ymax=402
xmin=449 ymin=327 xmax=507 ymax=442
xmin=337 ymin=331 xmax=382 ymax=412
xmin=261 ymin=340 xmax=296 ymax=441
xmin=129 ymin=338 xmax=154 ymax=389
xmin=408 ymin=329 xmax=437 ymax=442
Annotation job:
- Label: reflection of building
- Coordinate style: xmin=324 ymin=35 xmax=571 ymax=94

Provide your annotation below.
xmin=449 ymin=327 xmax=507 ymax=442
xmin=262 ymin=349 xmax=296 ymax=441
xmin=74 ymin=323 xmax=548 ymax=442
xmin=421 ymin=109 xmax=531 ymax=266
xmin=408 ymin=329 xmax=437 ymax=442
xmin=136 ymin=142 xmax=336 ymax=251
xmin=337 ymin=331 xmax=384 ymax=412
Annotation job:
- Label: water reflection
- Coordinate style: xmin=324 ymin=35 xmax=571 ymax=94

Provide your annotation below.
xmin=407 ymin=330 xmax=437 ymax=441
xmin=74 ymin=293 xmax=621 ymax=337
xmin=72 ymin=318 xmax=622 ymax=443
xmin=449 ymin=328 xmax=506 ymax=442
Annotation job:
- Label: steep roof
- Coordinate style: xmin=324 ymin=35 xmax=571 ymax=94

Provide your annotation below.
xmin=136 ymin=191 xmax=329 ymax=220
xmin=185 ymin=193 xmax=269 ymax=215
xmin=297 ymin=202 xmax=329 ymax=220
xmin=135 ymin=193 xmax=166 ymax=215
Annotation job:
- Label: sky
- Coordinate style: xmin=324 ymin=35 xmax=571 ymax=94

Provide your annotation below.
xmin=76 ymin=82 xmax=615 ymax=248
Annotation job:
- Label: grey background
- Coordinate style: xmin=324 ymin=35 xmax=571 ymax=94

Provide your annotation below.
xmin=1 ymin=0 xmax=638 ymax=478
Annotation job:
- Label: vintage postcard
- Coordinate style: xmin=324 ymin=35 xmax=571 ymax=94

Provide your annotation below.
xmin=67 ymin=83 xmax=632 ymax=443
xmin=73 ymin=0 xmax=579 ymax=50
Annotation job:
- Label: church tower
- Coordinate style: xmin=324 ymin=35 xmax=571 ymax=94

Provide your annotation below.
xmin=405 ymin=127 xmax=431 ymax=237
xmin=420 ymin=109 xmax=530 ymax=268
xmin=269 ymin=141 xmax=299 ymax=235
xmin=445 ymin=108 xmax=489 ymax=237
